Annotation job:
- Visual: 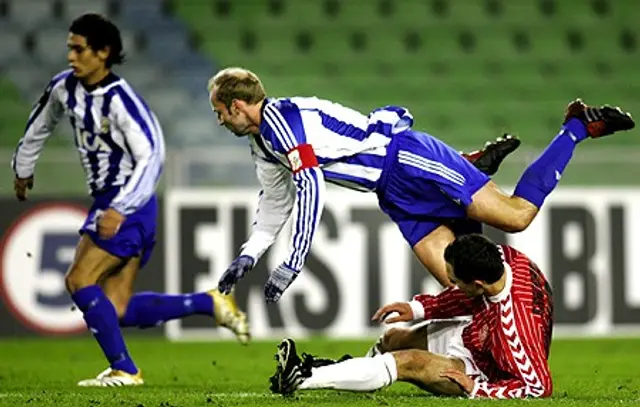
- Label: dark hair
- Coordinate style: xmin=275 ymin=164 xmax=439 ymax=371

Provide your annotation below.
xmin=69 ymin=13 xmax=125 ymax=67
xmin=443 ymin=234 xmax=504 ymax=284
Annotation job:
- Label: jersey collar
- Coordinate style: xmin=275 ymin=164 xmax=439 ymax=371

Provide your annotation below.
xmin=258 ymin=97 xmax=272 ymax=135
xmin=487 ymin=262 xmax=512 ymax=303
xmin=81 ymin=72 xmax=122 ymax=95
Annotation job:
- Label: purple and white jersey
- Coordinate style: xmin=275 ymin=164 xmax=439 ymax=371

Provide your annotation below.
xmin=12 ymin=70 xmax=165 ymax=215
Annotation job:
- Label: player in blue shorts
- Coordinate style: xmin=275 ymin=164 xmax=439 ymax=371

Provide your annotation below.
xmin=208 ymin=67 xmax=634 ymax=302
xmin=11 ymin=14 xmax=249 ymax=387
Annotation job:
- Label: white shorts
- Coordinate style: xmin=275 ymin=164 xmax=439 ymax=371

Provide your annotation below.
xmin=411 ymin=317 xmax=488 ymax=380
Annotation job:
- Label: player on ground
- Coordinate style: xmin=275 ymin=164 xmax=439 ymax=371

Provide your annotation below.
xmin=11 ymin=14 xmax=249 ymax=387
xmin=270 ymin=234 xmax=554 ymax=399
xmin=209 ymin=67 xmax=634 ymax=302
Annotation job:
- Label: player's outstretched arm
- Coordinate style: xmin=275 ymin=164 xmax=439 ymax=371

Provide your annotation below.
xmin=239 ymin=155 xmax=296 ymax=262
xmin=109 ymin=91 xmax=165 ymax=217
xmin=410 ymin=286 xmax=476 ymax=321
xmin=261 ymin=102 xmax=327 ymax=303
xmin=218 ymin=155 xmax=296 ymax=295
xmin=370 ymin=286 xmax=476 ymax=325
xmin=11 ymin=71 xmax=68 ymax=200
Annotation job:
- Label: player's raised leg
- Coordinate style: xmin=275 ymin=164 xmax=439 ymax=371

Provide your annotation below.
xmin=107 ymin=257 xmax=249 ymax=343
xmin=376 ymin=127 xmax=495 ymax=286
xmin=466 ymin=99 xmax=635 ymax=232
xmin=271 ymin=339 xmax=465 ymax=397
xmin=65 ymin=235 xmax=143 ymax=387
xmin=410 ymin=225 xmax=457 ymax=287
xmin=401 ymin=136 xmax=516 ymax=287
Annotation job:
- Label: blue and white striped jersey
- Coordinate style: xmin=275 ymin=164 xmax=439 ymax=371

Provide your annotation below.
xmin=12 ymin=70 xmax=165 ymax=215
xmin=239 ymin=96 xmax=413 ymax=272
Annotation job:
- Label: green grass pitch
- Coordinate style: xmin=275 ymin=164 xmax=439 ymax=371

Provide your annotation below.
xmin=0 ymin=337 xmax=638 ymax=406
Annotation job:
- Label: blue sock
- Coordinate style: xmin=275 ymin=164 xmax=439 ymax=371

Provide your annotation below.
xmin=120 ymin=292 xmax=214 ymax=328
xmin=72 ymin=285 xmax=138 ymax=375
xmin=513 ymin=119 xmax=587 ymax=208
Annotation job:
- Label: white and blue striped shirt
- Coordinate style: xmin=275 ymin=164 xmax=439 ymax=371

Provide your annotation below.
xmin=12 ymin=69 xmax=165 ymax=215
xmin=240 ymin=97 xmax=413 ymax=271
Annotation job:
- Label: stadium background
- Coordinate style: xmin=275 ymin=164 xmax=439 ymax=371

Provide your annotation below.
xmin=0 ymin=0 xmax=640 ymax=407
xmin=1 ymin=1 xmax=640 ymax=404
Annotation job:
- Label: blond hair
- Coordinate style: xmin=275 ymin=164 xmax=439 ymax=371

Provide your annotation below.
xmin=207 ymin=67 xmax=266 ymax=109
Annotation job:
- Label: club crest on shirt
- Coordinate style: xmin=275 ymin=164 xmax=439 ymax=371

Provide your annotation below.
xmin=100 ymin=117 xmax=110 ymax=133
xmin=287 ymin=149 xmax=303 ymax=172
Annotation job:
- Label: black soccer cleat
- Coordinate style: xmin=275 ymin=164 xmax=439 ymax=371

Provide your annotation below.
xmin=564 ymin=98 xmax=635 ymax=138
xmin=463 ymin=134 xmax=521 ymax=176
xmin=269 ymin=339 xmax=312 ymax=396
xmin=308 ymin=353 xmax=353 ymax=368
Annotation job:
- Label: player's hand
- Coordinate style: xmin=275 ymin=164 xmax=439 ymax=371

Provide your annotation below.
xmin=14 ymin=176 xmax=34 ymax=201
xmin=371 ymin=302 xmax=414 ymax=324
xmin=98 ymin=208 xmax=125 ymax=239
xmin=264 ymin=263 xmax=298 ymax=303
xmin=218 ymin=255 xmax=255 ymax=294
xmin=440 ymin=369 xmax=475 ymax=394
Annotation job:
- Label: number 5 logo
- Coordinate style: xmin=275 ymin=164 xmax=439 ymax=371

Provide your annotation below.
xmin=0 ymin=203 xmax=88 ymax=335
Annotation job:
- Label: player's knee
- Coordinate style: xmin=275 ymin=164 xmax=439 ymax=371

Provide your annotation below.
xmin=65 ymin=268 xmax=90 ymax=293
xmin=503 ymin=221 xmax=525 ymax=233
xmin=380 ymin=328 xmax=400 ymax=352
xmin=393 ymin=349 xmax=426 ymax=377
xmin=65 ymin=265 xmax=103 ymax=293
xmin=502 ymin=213 xmax=531 ymax=233
xmin=504 ymin=200 xmax=539 ymax=233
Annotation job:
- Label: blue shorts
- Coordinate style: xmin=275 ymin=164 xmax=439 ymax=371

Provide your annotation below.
xmin=376 ymin=130 xmax=490 ymax=247
xmin=79 ymin=188 xmax=158 ymax=268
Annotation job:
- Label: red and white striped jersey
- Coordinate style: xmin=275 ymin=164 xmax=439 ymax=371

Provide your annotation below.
xmin=411 ymin=245 xmax=554 ymax=399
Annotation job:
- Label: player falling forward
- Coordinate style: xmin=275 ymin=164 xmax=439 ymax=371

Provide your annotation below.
xmin=209 ymin=67 xmax=634 ymax=301
xmin=209 ymin=68 xmax=519 ymax=295
xmin=270 ymin=234 xmax=554 ymax=399
xmin=11 ymin=14 xmax=249 ymax=387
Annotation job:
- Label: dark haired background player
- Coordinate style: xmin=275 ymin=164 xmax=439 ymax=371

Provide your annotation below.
xmin=11 ymin=14 xmax=249 ymax=386
xmin=271 ymin=234 xmax=554 ymax=399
